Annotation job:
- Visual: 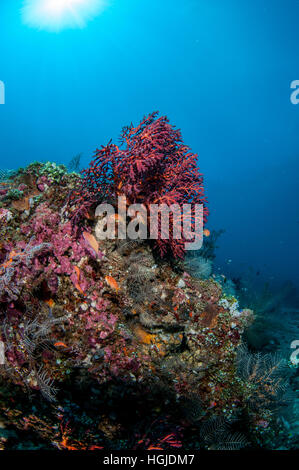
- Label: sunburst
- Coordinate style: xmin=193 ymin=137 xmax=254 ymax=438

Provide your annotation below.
xmin=22 ymin=0 xmax=109 ymax=32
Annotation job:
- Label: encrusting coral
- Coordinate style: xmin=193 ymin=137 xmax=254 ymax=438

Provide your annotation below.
xmin=0 ymin=115 xmax=292 ymax=450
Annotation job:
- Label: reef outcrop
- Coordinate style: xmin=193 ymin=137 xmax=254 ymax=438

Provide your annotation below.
xmin=0 ymin=118 xmax=291 ymax=450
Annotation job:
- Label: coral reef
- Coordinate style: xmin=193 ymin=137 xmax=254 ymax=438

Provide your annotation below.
xmin=0 ymin=150 xmax=293 ymax=449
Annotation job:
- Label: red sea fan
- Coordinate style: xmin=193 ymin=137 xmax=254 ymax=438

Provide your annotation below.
xmin=71 ymin=112 xmax=208 ymax=258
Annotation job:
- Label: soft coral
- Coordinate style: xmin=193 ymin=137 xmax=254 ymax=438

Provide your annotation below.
xmin=72 ymin=112 xmax=208 ymax=258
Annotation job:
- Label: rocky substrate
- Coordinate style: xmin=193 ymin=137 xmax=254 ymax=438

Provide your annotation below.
xmin=0 ymin=163 xmax=292 ymax=450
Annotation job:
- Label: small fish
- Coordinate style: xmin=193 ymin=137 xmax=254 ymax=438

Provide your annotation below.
xmin=84 ymin=211 xmax=93 ymax=220
xmin=45 ymin=299 xmax=55 ymax=308
xmin=203 ymin=229 xmax=210 ymax=237
xmin=105 ymin=275 xmax=120 ymax=291
xmin=54 ymin=342 xmax=68 ymax=348
xmin=74 ymin=265 xmax=81 ymax=281
xmin=74 ymin=282 xmax=85 ymax=295
xmin=83 ymin=231 xmax=99 ymax=255
xmin=0 ymin=250 xmax=21 ymax=270
xmin=73 ymin=266 xmax=86 ymax=296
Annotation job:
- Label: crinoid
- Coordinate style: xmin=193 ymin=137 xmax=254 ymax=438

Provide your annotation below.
xmin=199 ymin=416 xmax=249 ymax=450
xmin=21 ymin=315 xmax=68 ymax=360
xmin=237 ymin=344 xmax=290 ymax=411
xmin=36 ymin=366 xmax=58 ymax=402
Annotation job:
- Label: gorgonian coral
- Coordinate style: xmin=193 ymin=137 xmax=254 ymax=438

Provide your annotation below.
xmin=71 ymin=112 xmax=208 ymax=258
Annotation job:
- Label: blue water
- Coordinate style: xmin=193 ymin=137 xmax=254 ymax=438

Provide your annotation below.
xmin=0 ymin=0 xmax=298 ymax=289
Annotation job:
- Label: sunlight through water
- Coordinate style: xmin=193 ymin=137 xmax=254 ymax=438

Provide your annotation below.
xmin=22 ymin=0 xmax=109 ymax=31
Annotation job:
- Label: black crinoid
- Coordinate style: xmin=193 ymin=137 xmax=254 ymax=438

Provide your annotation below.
xmin=236 ymin=344 xmax=291 ymax=412
xmin=21 ymin=315 xmax=67 ymax=360
xmin=199 ymin=416 xmax=249 ymax=450
xmin=19 ymin=314 xmax=68 ymax=402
